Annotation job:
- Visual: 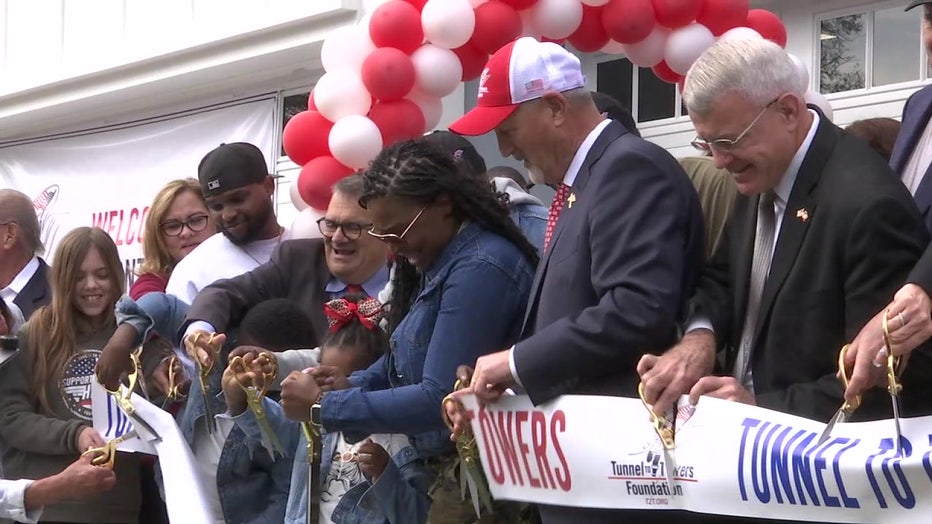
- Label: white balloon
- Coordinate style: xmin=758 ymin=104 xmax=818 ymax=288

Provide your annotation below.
xmin=407 ymin=91 xmax=443 ymax=131
xmin=411 ymin=44 xmax=463 ymax=98
xmin=601 ymin=39 xmax=626 ymax=55
xmin=290 ymin=207 xmax=326 ymax=239
xmin=787 ymin=53 xmax=810 ymax=92
xmin=422 ymin=0 xmax=475 ymax=49
xmin=719 ymin=26 xmax=763 ymax=42
xmin=289 ymin=181 xmax=309 ymax=212
xmin=622 ymin=26 xmax=669 ymax=67
xmin=531 ymin=0 xmax=584 ymax=40
xmin=314 ymin=71 xmax=372 ymax=122
xmin=581 ymin=0 xmax=610 ymax=5
xmin=665 ymin=23 xmax=715 ymax=75
xmin=805 ymin=90 xmax=834 ymax=122
xmin=328 ymin=115 xmax=384 ymax=169
xmin=320 ymin=25 xmax=376 ymax=74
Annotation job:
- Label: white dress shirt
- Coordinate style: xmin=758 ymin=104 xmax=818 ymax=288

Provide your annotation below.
xmin=0 ymin=478 xmax=41 ymax=523
xmin=0 ymin=256 xmax=39 ymax=306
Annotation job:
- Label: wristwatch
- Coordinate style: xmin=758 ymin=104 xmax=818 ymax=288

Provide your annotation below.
xmin=310 ymin=392 xmax=323 ymax=426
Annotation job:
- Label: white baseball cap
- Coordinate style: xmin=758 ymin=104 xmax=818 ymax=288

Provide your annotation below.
xmin=449 ymin=37 xmax=586 ymax=136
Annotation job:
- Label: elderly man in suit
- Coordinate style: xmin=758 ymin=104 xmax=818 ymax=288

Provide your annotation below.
xmin=844 ymin=0 xmax=932 ymax=400
xmin=451 ymin=37 xmax=705 ymax=523
xmin=0 ymin=190 xmax=50 ymax=320
xmin=639 ymin=34 xmax=932 ymax=460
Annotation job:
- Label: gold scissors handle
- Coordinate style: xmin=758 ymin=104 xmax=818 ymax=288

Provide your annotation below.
xmin=81 ymin=431 xmax=138 ymax=469
xmin=837 ymin=344 xmax=861 ymax=414
xmin=166 ymin=356 xmax=186 ymax=401
xmin=105 ymin=353 xmax=141 ymax=415
xmin=441 ymin=378 xmax=469 ymax=433
xmin=638 ymin=382 xmax=675 ymax=450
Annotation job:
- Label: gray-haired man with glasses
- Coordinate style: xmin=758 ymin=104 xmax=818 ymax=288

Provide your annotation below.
xmin=638 ymin=37 xmax=932 ymax=451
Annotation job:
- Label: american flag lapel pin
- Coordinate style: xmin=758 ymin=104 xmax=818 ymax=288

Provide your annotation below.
xmin=567 ymin=193 xmax=576 ymax=209
xmin=796 ymin=208 xmax=809 ymax=222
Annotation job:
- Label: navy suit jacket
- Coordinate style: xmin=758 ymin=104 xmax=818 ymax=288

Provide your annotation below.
xmin=512 ymin=121 xmax=705 ymax=523
xmin=13 ymin=258 xmax=50 ymax=320
xmin=515 ymin=120 xmax=705 ymax=403
xmin=893 ymin=84 xmax=932 ymax=295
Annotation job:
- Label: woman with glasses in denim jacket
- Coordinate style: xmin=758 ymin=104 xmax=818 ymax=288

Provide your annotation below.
xmin=277 ymin=138 xmax=538 ymax=522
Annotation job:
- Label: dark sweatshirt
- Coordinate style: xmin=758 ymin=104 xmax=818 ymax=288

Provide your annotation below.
xmin=0 ymin=324 xmax=141 ymax=523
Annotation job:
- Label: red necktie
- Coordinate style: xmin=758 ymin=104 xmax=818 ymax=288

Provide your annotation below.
xmin=344 ymin=284 xmax=365 ymax=296
xmin=544 ymin=184 xmax=571 ymax=252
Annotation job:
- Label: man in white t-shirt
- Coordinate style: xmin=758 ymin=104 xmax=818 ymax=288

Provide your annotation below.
xmin=166 ymin=142 xmax=290 ymax=305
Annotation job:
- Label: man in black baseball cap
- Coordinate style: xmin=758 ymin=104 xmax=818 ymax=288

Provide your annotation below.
xmin=166 ymin=142 xmax=288 ymax=305
xmin=906 ymin=0 xmax=932 ymax=10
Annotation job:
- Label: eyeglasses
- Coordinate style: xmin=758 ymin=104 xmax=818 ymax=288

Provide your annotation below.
xmin=316 ymin=218 xmax=373 ymax=240
xmin=366 ymin=206 xmax=428 ymax=244
xmin=160 ymin=214 xmax=210 ymax=237
xmin=691 ymin=97 xmax=780 ymax=153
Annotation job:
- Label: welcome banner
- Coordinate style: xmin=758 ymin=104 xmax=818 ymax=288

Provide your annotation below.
xmin=460 ymin=395 xmax=932 ymax=523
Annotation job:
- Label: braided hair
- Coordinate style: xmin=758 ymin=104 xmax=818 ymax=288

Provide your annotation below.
xmin=361 ymin=139 xmax=540 ymax=334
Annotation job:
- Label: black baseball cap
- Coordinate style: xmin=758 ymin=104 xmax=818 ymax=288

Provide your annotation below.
xmin=421 ymin=131 xmax=487 ymax=179
xmin=906 ymin=1 xmax=932 ymax=10
xmin=198 ymin=142 xmax=271 ymax=197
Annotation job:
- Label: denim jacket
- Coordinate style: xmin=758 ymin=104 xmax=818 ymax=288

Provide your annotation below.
xmin=322 ymin=222 xmax=536 ymax=457
xmin=114 ymin=293 xmax=195 ymax=376
xmin=232 ymin=398 xmax=432 ymax=524
xmin=115 ymin=296 xmax=291 ymax=523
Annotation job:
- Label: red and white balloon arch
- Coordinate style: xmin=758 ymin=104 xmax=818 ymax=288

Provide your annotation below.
xmin=286 ymin=0 xmax=827 ymax=212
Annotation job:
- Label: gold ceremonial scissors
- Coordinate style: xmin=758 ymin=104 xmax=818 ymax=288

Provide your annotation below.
xmin=881 ymin=310 xmax=904 ymax=457
xmin=189 ymin=332 xmax=221 ymax=433
xmin=81 ymin=430 xmax=138 ymax=469
xmin=229 ymin=352 xmax=284 ymax=458
xmin=818 ymin=344 xmax=861 ymax=445
xmin=166 ymin=355 xmax=186 ymax=401
xmin=638 ymin=382 xmax=675 ymax=450
xmin=105 ymin=353 xmax=161 ymax=441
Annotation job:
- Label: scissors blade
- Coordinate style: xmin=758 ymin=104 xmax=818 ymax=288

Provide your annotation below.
xmin=818 ymin=408 xmax=850 ymax=446
xmin=891 ymin=393 xmax=903 ymax=457
xmin=127 ymin=412 xmax=161 ymax=442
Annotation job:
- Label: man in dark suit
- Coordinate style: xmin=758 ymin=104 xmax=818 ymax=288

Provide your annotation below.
xmin=0 ymin=189 xmax=51 ymax=320
xmin=450 ymin=37 xmax=705 ymax=523
xmin=639 ymin=36 xmax=932 ymax=450
xmin=844 ymin=0 xmax=932 ymax=400
xmin=180 ymin=174 xmax=390 ymax=363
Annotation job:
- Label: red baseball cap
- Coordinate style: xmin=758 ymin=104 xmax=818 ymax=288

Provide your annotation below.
xmin=449 ymin=37 xmax=587 ymax=137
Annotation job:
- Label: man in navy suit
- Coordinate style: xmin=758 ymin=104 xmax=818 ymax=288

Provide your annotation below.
xmin=0 ymin=190 xmax=50 ymax=320
xmin=844 ymin=0 xmax=932 ymax=400
xmin=450 ymin=37 xmax=705 ymax=523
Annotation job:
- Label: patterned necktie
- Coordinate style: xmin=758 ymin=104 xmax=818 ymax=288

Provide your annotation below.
xmin=544 ymin=184 xmax=572 ymax=252
xmin=734 ymin=192 xmax=777 ymax=389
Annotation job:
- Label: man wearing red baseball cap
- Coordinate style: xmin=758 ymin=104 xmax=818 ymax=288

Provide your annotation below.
xmin=450 ymin=37 xmax=706 ymax=523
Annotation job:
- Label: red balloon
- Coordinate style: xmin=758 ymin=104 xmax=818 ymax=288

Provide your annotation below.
xmin=696 ymin=0 xmax=748 ymax=35
xmin=602 ymin=0 xmax=656 ymax=44
xmin=651 ymin=60 xmax=682 ymax=83
xmin=569 ymin=5 xmax=609 ymax=53
xmin=369 ymin=99 xmax=426 ymax=147
xmin=282 ymin=111 xmax=333 ymax=166
xmin=469 ymin=2 xmax=522 ymax=55
xmin=369 ymin=0 xmax=424 ymax=54
xmin=400 ymin=0 xmax=427 ymax=11
xmin=452 ymin=43 xmax=489 ymax=82
xmin=653 ymin=0 xmax=703 ymax=29
xmin=745 ymin=9 xmax=786 ymax=47
xmin=361 ymin=48 xmax=417 ymax=102
xmin=307 ymin=90 xmax=316 ymax=111
xmin=499 ymin=0 xmax=538 ymax=9
xmin=297 ymin=156 xmax=354 ymax=211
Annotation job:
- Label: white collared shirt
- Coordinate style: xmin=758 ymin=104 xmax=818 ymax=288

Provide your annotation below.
xmin=0 ymin=256 xmax=39 ymax=306
xmin=509 ymin=118 xmax=611 ymax=387
xmin=901 ymin=113 xmax=932 ymax=195
xmin=0 ymin=478 xmax=41 ymax=523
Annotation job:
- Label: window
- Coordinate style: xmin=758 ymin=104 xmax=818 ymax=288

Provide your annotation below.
xmin=280 ymin=91 xmax=309 ymax=156
xmin=819 ymin=6 xmax=924 ymax=94
xmin=597 ymin=57 xmax=683 ymax=124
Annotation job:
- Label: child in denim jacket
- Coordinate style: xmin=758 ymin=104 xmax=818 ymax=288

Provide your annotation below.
xmin=225 ymin=294 xmax=432 ymax=524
